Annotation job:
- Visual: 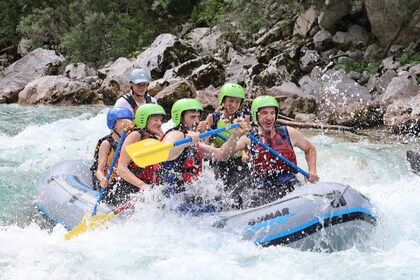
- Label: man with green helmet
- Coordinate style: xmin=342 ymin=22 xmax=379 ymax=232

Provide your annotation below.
xmin=234 ymin=95 xmax=319 ymax=207
xmin=202 ymin=82 xmax=251 ymax=207
xmin=102 ymin=103 xmax=166 ymax=206
xmin=114 ymin=68 xmax=157 ymax=115
xmin=160 ymin=98 xmax=247 ymax=200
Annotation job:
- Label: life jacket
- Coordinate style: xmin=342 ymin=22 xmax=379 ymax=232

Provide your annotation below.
xmin=91 ymin=134 xmax=118 ymax=189
xmin=210 ymin=111 xmax=244 ymax=158
xmin=125 ymin=129 xmax=160 ymax=184
xmin=251 ymin=125 xmax=297 ymax=175
xmin=122 ymin=92 xmax=153 ymax=114
xmin=160 ymin=127 xmax=203 ymax=186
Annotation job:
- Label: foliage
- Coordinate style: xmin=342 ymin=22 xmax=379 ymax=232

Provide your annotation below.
xmin=0 ymin=0 xmax=53 ymax=50
xmin=398 ymin=53 xmax=420 ymax=66
xmin=192 ymin=0 xmax=227 ymax=26
xmin=342 ymin=59 xmax=381 ymax=75
xmin=17 ymin=0 xmax=167 ymax=67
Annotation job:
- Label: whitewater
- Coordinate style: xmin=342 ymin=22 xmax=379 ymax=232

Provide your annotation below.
xmin=0 ymin=104 xmax=419 ymax=280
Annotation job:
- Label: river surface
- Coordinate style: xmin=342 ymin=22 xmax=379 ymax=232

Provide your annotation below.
xmin=0 ymin=104 xmax=419 ymax=279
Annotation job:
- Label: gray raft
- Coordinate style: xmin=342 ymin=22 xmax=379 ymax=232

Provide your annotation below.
xmin=35 ymin=160 xmax=378 ymax=251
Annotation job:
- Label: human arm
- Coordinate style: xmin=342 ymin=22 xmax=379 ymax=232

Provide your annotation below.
xmin=117 ymin=131 xmax=149 ymax=189
xmin=162 ymin=130 xmax=200 ymax=161
xmin=96 ymin=140 xmax=111 ymax=188
xmin=287 ymin=126 xmax=319 ymax=182
xmin=200 ymin=121 xmax=247 ymax=161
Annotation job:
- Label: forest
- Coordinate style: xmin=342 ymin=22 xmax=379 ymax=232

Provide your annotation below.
xmin=0 ymin=0 xmax=319 ymax=67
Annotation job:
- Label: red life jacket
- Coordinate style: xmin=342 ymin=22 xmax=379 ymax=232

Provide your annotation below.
xmin=251 ymin=126 xmax=297 ymax=175
xmin=160 ymin=127 xmax=203 ymax=184
xmin=126 ymin=129 xmax=160 ymax=184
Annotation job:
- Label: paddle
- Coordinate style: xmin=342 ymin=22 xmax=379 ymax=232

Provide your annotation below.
xmin=126 ymin=123 xmax=240 ymax=167
xmin=208 ymin=128 xmax=228 ymax=141
xmin=65 ymin=127 xmax=128 ymax=240
xmin=65 ymin=200 xmax=132 ymax=240
xmin=247 ymin=133 xmax=310 ymax=178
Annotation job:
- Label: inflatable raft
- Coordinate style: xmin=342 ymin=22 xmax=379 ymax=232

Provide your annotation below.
xmin=35 ymin=160 xmax=378 ymax=251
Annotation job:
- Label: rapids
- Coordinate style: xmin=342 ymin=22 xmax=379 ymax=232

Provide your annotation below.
xmin=0 ymin=104 xmax=419 ymax=279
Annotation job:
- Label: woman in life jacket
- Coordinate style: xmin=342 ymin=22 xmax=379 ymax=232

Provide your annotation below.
xmin=102 ymin=103 xmax=165 ymax=206
xmin=160 ymin=98 xmax=247 ymax=212
xmin=114 ymin=68 xmax=157 ymax=115
xmin=202 ymin=83 xmax=251 ymax=205
xmin=91 ymin=107 xmax=133 ymax=191
xmin=233 ymin=96 xmax=319 ymax=207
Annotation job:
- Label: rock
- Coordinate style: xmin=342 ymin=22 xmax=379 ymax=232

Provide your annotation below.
xmin=381 ymin=56 xmax=400 ymax=72
xmin=365 ymin=0 xmax=420 ymax=46
xmin=96 ymin=57 xmax=135 ymax=104
xmin=153 ymin=80 xmax=196 ymax=110
xmin=65 ymin=63 xmax=96 ymax=80
xmin=377 ymin=70 xmax=397 ymax=95
xmin=256 ymin=20 xmax=292 ymax=46
xmin=332 ymin=25 xmax=370 ymax=47
xmin=364 ymin=44 xmax=380 ymax=61
xmin=313 ymin=30 xmax=333 ymax=50
xmin=299 ymin=50 xmax=321 ymax=73
xmin=135 ymin=33 xmax=197 ymax=78
xmin=383 ymin=95 xmax=420 ymax=135
xmin=318 ymin=0 xmax=352 ymax=29
xmin=406 ymin=150 xmax=420 ymax=175
xmin=225 ymin=50 xmax=258 ymax=85
xmin=381 ymin=73 xmax=418 ymax=106
xmin=0 ymin=48 xmax=65 ymax=104
xmin=18 ymin=76 xmax=93 ymax=105
xmin=293 ymin=7 xmax=319 ymax=37
xmin=312 ymin=69 xmax=380 ymax=126
xmin=196 ymin=87 xmax=219 ymax=111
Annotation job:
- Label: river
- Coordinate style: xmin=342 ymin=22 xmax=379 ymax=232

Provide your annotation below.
xmin=0 ymin=104 xmax=419 ymax=279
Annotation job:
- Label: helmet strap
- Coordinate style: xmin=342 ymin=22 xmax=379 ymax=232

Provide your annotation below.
xmin=112 ymin=129 xmax=121 ymax=138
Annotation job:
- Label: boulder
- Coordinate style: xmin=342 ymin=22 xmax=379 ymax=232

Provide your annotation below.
xmin=383 ymin=95 xmax=420 ymax=135
xmin=406 ymin=150 xmax=420 ymax=175
xmin=96 ymin=57 xmax=135 ymax=104
xmin=153 ymin=80 xmax=196 ymax=110
xmin=18 ymin=76 xmax=93 ymax=105
xmin=318 ymin=0 xmax=352 ymax=29
xmin=135 ymin=33 xmax=197 ymax=79
xmin=365 ymin=0 xmax=420 ymax=46
xmin=0 ymin=48 xmax=65 ymax=103
xmin=293 ymin=6 xmax=319 ymax=37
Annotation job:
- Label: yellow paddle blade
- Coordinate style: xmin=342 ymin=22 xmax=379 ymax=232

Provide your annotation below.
xmin=126 ymin=138 xmax=174 ymax=167
xmin=64 ymin=212 xmax=116 ymax=240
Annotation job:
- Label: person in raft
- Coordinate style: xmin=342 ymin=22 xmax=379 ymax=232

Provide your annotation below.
xmin=201 ymin=82 xmax=251 ymax=207
xmin=102 ymin=103 xmax=165 ymax=206
xmin=91 ymin=107 xmax=134 ymax=191
xmin=114 ymin=68 xmax=157 ymax=115
xmin=233 ymin=95 xmax=319 ymax=207
xmin=159 ymin=98 xmax=248 ymax=211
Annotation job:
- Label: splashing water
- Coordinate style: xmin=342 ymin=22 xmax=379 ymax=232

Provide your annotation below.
xmin=0 ymin=104 xmax=419 ymax=279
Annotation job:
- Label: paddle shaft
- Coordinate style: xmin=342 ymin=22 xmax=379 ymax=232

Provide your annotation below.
xmin=207 ymin=129 xmax=229 ymax=141
xmin=175 ymin=123 xmax=239 ymax=145
xmin=247 ymin=133 xmax=310 ymax=178
xmin=92 ymin=128 xmax=128 ymax=216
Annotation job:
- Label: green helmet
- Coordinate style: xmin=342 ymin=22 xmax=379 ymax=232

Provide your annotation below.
xmin=219 ymin=83 xmax=246 ymax=105
xmin=135 ymin=104 xmax=166 ymax=129
xmin=171 ymin=98 xmax=203 ymax=126
xmin=251 ymin=96 xmax=279 ymax=122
